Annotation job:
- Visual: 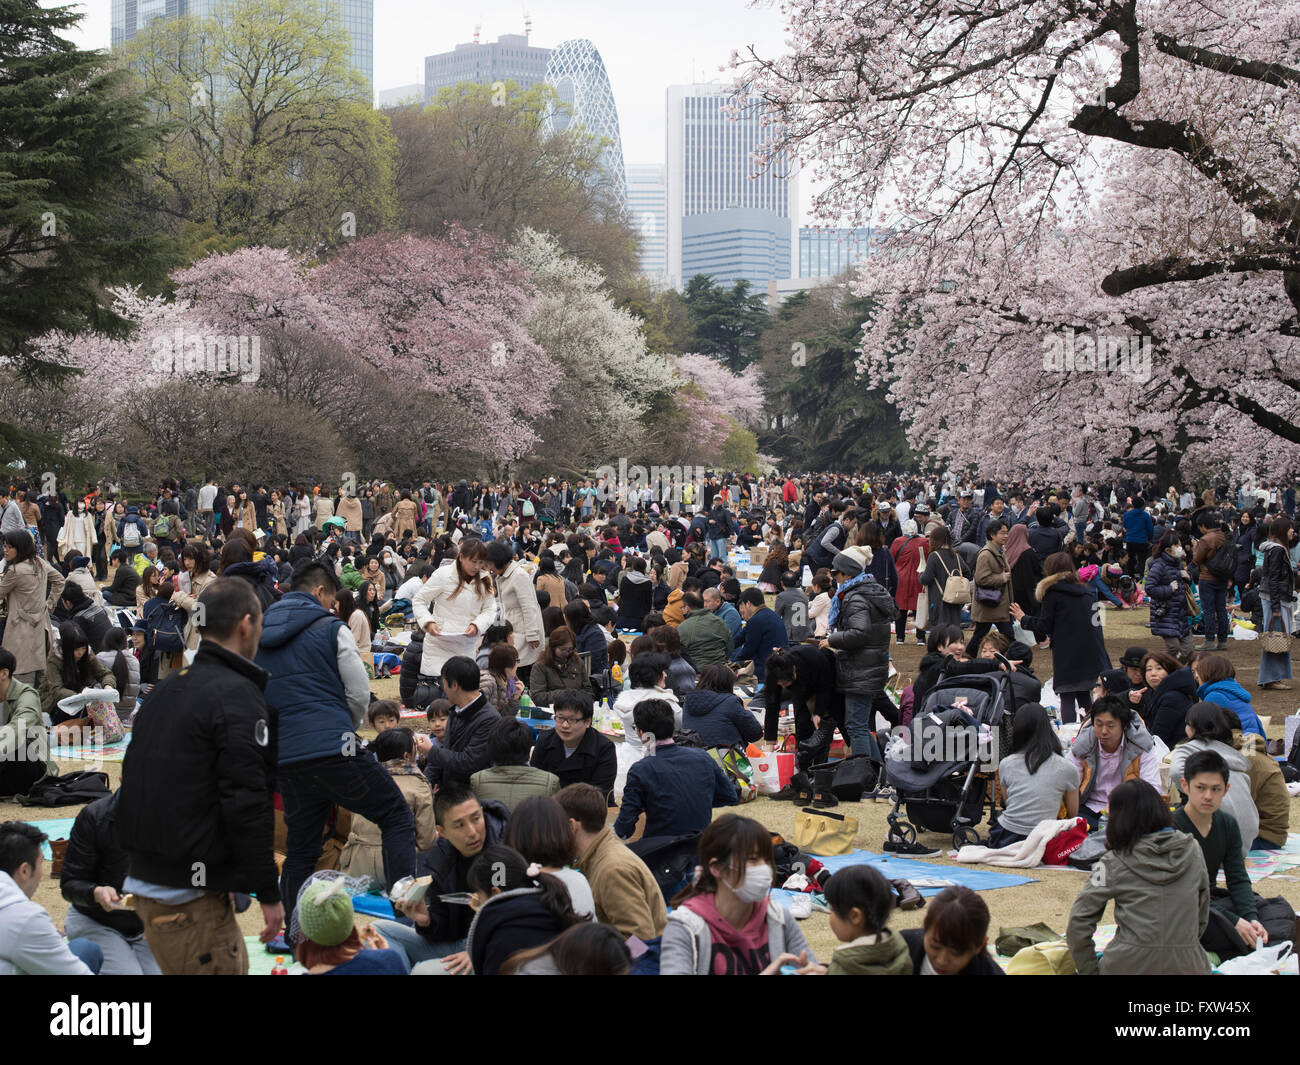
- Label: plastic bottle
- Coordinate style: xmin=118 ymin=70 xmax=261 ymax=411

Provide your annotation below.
xmin=271 ymin=956 xmax=288 ymax=975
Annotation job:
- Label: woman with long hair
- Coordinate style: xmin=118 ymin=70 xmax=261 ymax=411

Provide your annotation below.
xmin=357 ymin=580 xmax=382 ymax=635
xmin=987 ymin=703 xmax=1080 ymax=848
xmin=562 ymin=598 xmax=609 ymax=701
xmin=96 ymin=627 xmax=140 ymax=720
xmin=1144 ymin=530 xmax=1193 ymax=656
xmin=171 ymin=542 xmax=215 ymax=651
xmin=529 ymin=625 xmax=591 ymax=706
xmin=1011 ymin=552 xmax=1112 ymax=723
xmin=1257 ymin=515 xmax=1295 ymax=690
xmin=40 ymin=621 xmax=117 ymax=741
xmin=0 ymin=530 xmax=65 ymax=684
xmin=411 ymin=537 xmax=496 ymax=685
xmin=335 ymin=587 xmax=371 ymax=652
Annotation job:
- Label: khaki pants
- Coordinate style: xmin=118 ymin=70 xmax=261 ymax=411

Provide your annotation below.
xmin=135 ymin=892 xmax=248 ymax=975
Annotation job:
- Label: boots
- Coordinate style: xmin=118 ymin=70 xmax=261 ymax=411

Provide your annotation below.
xmin=772 ymin=770 xmax=814 ymax=803
xmin=811 ymin=767 xmax=839 ymax=808
xmin=798 ymin=719 xmax=837 ymax=755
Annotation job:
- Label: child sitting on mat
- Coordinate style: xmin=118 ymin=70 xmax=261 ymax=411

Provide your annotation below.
xmin=902 ymin=886 xmax=1003 ymax=975
xmin=825 ymin=866 xmax=911 ymax=975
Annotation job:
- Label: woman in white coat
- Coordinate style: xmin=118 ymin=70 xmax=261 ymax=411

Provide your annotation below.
xmin=57 ymin=503 xmax=98 ymax=561
xmin=411 ymin=539 xmax=497 ymax=688
xmin=293 ymin=492 xmax=312 ymax=537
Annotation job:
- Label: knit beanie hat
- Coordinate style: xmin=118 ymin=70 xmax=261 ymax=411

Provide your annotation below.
xmin=296 ymin=878 xmax=355 ymax=947
xmin=1098 ymin=669 xmax=1132 ymax=694
xmin=831 ymin=551 xmax=863 ymax=577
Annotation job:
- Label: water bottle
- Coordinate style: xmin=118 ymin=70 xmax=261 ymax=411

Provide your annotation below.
xmin=270 ymin=956 xmax=288 ymax=975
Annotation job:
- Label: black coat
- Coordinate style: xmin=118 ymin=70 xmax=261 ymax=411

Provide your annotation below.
xmin=530 ymin=725 xmax=617 ymax=803
xmin=615 ymin=573 xmax=654 ymax=630
xmin=761 ymin=643 xmax=841 ymax=741
xmin=116 ymin=641 xmax=280 ymax=901
xmin=1019 ymin=574 xmax=1111 ymax=691
xmin=423 ymin=694 xmax=496 ymax=790
xmin=1009 ymin=551 xmax=1043 ymax=615
xmin=1148 ymin=666 xmax=1197 ymax=748
xmin=682 ymin=689 xmax=763 ymax=748
xmin=415 ymin=797 xmax=509 ymax=943
xmin=901 ymin=928 xmax=1004 ymax=976
xmin=467 ymin=887 xmax=574 ymax=976
xmin=826 ymin=576 xmax=895 ymax=695
xmin=60 ymin=793 xmax=143 ymax=937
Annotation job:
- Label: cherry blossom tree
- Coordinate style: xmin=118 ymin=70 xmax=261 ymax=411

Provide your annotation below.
xmin=736 ymin=0 xmax=1300 ymax=482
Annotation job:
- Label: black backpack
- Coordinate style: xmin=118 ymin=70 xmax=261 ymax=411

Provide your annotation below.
xmin=16 ymin=770 xmax=112 ymax=807
xmin=147 ymin=602 xmax=187 ymax=654
xmin=1205 ymin=536 xmax=1236 ymax=581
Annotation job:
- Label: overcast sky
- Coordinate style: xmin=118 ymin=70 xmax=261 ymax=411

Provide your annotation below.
xmin=60 ymin=0 xmax=819 ymax=220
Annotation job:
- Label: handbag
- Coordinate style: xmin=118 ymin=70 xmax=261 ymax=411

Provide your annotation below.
xmin=975 ymin=584 xmax=1003 ymax=605
xmin=791 ymin=807 xmax=859 ymax=855
xmin=938 ymin=554 xmax=971 ymax=605
xmin=1183 ymin=583 xmax=1198 ymax=619
xmin=1260 ymin=615 xmax=1291 ymax=654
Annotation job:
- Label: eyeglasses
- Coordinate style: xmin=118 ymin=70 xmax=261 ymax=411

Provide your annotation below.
xmin=553 ymin=716 xmax=586 ymax=726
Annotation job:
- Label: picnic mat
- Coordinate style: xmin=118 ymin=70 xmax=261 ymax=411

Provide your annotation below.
xmin=990 ymin=925 xmax=1300 ymax=974
xmin=1235 ymin=833 xmax=1300 ymax=883
xmin=29 ymin=816 xmax=78 ymax=860
xmin=770 ymin=849 xmax=1035 ymax=911
xmin=399 ymin=708 xmax=426 ymax=719
xmin=51 ymin=733 xmax=131 ymax=762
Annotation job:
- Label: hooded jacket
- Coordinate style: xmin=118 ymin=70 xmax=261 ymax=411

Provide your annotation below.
xmin=256 ymin=591 xmax=352 ymax=766
xmin=661 ymin=896 xmax=813 ymax=975
xmin=0 ymin=871 xmax=92 ymax=975
xmin=1167 ymin=737 xmax=1259 ymax=855
xmin=1067 ymin=829 xmax=1210 ymax=975
xmin=1069 ymin=715 xmax=1160 ymax=810
xmin=1147 ymin=667 xmax=1197 ymax=748
xmin=615 ymin=570 xmax=654 ymax=630
xmin=1019 ymin=571 xmax=1111 ymax=691
xmin=826 ymin=576 xmax=895 ymax=695
xmin=681 ymin=688 xmax=763 ymax=748
xmin=223 ymin=558 xmax=282 ymax=612
xmin=828 ymin=929 xmax=913 ymax=975
xmin=466 ymin=885 xmax=575 ymax=976
xmin=1195 ymin=679 xmax=1265 ymax=739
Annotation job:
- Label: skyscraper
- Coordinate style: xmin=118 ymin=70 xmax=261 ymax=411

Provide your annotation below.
xmin=111 ymin=0 xmax=374 ymax=93
xmin=798 ymin=227 xmax=881 ymax=278
xmin=627 ymin=164 xmax=667 ymax=280
xmin=543 ymin=39 xmax=627 ymax=213
xmin=666 ymin=84 xmax=798 ymax=288
xmin=424 ymin=32 xmax=552 ymax=101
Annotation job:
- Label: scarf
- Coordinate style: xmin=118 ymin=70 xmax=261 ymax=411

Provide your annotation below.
xmin=827 ymin=571 xmax=869 ymax=631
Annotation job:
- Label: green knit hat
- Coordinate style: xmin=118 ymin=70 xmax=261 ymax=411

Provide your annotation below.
xmin=297 ymin=879 xmax=354 ymax=947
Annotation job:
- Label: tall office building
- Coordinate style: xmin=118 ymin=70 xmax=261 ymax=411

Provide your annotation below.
xmin=425 ymin=32 xmax=552 ymax=101
xmin=798 ymin=227 xmax=880 ymax=278
xmin=378 ymin=83 xmax=425 ymax=108
xmin=627 ymin=164 xmax=667 ymax=280
xmin=666 ymin=84 xmax=798 ymax=289
xmin=111 ymin=0 xmax=374 ymax=93
xmin=544 ymin=39 xmax=627 ymax=212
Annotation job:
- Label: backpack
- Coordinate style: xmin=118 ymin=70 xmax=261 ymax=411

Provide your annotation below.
xmin=121 ymin=520 xmax=142 ymax=548
xmin=153 ymin=514 xmax=171 ymax=538
xmin=147 ymin=603 xmax=187 ymax=654
xmin=937 ymin=552 xmax=972 ymax=604
xmin=1205 ymin=536 xmax=1235 ymax=581
xmin=521 ymin=498 xmax=535 ymax=518
xmin=16 ymin=770 xmax=112 ymax=807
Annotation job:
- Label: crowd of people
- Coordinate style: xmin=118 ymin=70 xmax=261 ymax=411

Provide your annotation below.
xmin=0 ymin=468 xmax=1297 ymax=976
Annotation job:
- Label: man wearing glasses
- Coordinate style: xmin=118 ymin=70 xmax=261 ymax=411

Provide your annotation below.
xmin=528 ymin=690 xmax=617 ymax=805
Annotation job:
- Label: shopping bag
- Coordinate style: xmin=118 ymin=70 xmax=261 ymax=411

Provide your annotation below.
xmin=709 ymin=747 xmax=757 ymax=803
xmin=750 ymin=750 xmax=782 ymax=795
xmin=1215 ymin=940 xmax=1293 ymax=975
xmin=791 ymin=807 xmax=859 ymax=856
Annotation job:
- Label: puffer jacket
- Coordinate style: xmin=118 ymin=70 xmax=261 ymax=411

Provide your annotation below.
xmin=1146 ymin=666 xmax=1197 ymax=747
xmin=1144 ymin=551 xmax=1190 ymax=637
xmin=826 ymin=575 xmax=895 ymax=695
xmin=1019 ymin=571 xmax=1111 ymax=690
xmin=1070 ymin=714 xmax=1158 ymax=809
xmin=1196 ymin=678 xmax=1265 ymax=739
xmin=466 ymin=885 xmax=575 ymax=977
xmin=681 ymin=688 xmax=763 ymax=748
xmin=1068 ymin=829 xmax=1210 ymax=975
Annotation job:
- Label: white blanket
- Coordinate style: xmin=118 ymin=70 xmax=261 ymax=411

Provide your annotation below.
xmin=954 ymin=817 xmax=1080 ymax=867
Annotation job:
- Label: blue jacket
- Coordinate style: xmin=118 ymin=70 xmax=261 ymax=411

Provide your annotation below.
xmin=1196 ymin=679 xmax=1265 ymax=740
xmin=713 ymin=602 xmax=743 ymax=642
xmin=1122 ymin=507 xmax=1155 ymax=544
xmin=255 ymin=591 xmax=350 ymax=765
xmin=1144 ymin=552 xmax=1190 ymax=638
xmin=614 ymin=742 xmax=737 ymax=840
xmin=681 ymin=689 xmax=763 ymax=748
xmin=730 ymin=606 xmax=788 ymax=682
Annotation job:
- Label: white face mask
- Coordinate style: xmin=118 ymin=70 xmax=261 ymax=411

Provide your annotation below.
xmin=1172 ymin=546 xmax=1185 ymax=559
xmin=731 ymin=862 xmax=773 ymax=903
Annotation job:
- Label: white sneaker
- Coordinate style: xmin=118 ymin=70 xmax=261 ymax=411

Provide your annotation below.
xmin=788 ymin=894 xmax=813 ymax=920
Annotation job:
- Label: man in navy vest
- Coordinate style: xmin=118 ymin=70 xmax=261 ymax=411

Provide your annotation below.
xmin=256 ymin=560 xmax=416 ymax=940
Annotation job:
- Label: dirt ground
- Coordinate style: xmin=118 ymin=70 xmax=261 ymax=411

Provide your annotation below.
xmin=6 ymin=606 xmax=1299 ymax=968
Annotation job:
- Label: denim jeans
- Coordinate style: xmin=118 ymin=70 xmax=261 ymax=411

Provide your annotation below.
xmin=842 ymin=693 xmax=883 ymax=760
xmin=277 ymin=753 xmax=416 ymax=936
xmin=67 ymin=937 xmax=104 ymax=974
xmin=64 ymin=909 xmax=161 ymax=975
xmin=369 ymin=919 xmax=465 ymax=969
xmin=1259 ymin=596 xmax=1293 ymax=684
xmin=1197 ymin=580 xmax=1229 ymax=643
xmin=708 ymin=538 xmax=728 ymax=562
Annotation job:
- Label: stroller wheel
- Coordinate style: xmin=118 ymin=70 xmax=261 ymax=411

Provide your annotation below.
xmin=953 ymin=825 xmax=981 ymax=849
xmin=887 ymin=822 xmax=916 ymax=846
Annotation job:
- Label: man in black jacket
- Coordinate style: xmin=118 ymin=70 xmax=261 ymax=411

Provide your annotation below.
xmin=423 ymin=656 xmax=496 ymax=790
xmin=375 ymin=786 xmax=509 ymax=973
xmin=59 ymin=792 xmax=161 ymax=974
xmin=116 ymin=577 xmax=283 ymax=975
xmin=529 ymin=690 xmax=617 ymax=803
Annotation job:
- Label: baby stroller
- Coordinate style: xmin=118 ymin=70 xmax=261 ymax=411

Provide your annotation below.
xmin=884 ymin=664 xmax=1018 ymax=850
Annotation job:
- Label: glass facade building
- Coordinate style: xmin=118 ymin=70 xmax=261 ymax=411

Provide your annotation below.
xmin=627 ymin=164 xmax=667 ymax=280
xmin=798 ymin=227 xmax=881 ymax=278
xmin=666 ymin=84 xmax=798 ymax=288
xmin=543 ymin=39 xmax=627 ymax=213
